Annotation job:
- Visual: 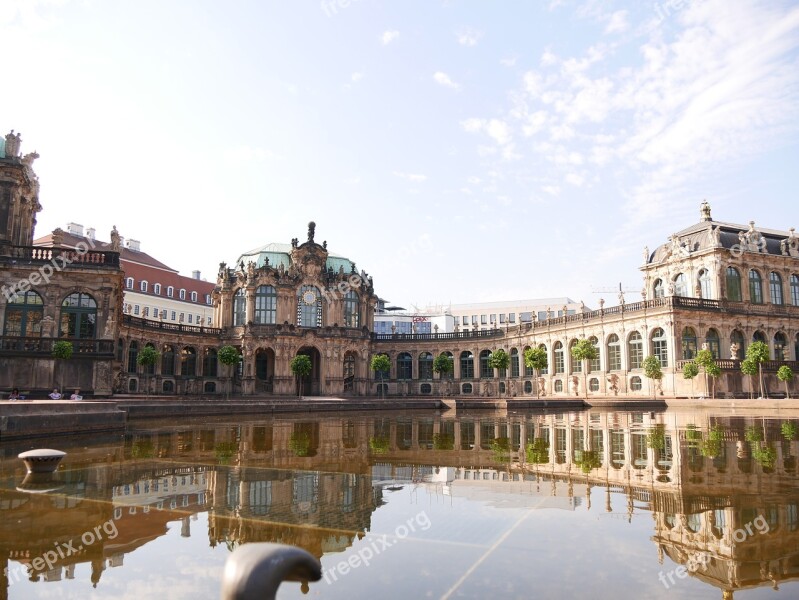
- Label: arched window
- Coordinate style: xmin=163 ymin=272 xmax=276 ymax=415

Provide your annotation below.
xmin=699 ymin=269 xmax=712 ymax=299
xmin=753 ymin=330 xmax=767 ymax=344
xmin=460 ymin=351 xmax=474 ymax=379
xmin=373 ymin=353 xmax=390 ymax=380
xmin=682 ymin=327 xmax=698 ymax=359
xmin=142 ymin=343 xmax=156 ymax=375
xmin=140 ymin=280 xmax=148 ymax=292
xmin=254 ymin=286 xmax=277 ymax=324
xmin=652 ymin=328 xmax=668 ymax=367
xmin=127 ymin=341 xmax=138 ymax=373
xmin=730 ymin=330 xmax=745 ymax=359
xmin=343 ymin=291 xmax=360 ymax=328
xmin=60 ymin=293 xmax=97 ymax=338
xmin=726 ymin=267 xmax=742 ymax=302
xmin=569 ymin=339 xmax=582 ymax=373
xmin=522 ymin=346 xmax=533 ymax=376
xmin=749 ymin=270 xmax=763 ymax=304
xmin=396 ymin=352 xmax=412 ymax=380
xmin=440 ymin=352 xmax=454 ymax=377
xmin=774 ymin=332 xmax=788 ymax=361
xmin=297 ymin=286 xmax=323 ymax=327
xmin=181 ymin=347 xmax=197 ymax=376
xmin=179 ymin=289 xmax=186 ymax=300
xmin=479 ymin=350 xmax=493 ymax=378
xmin=190 ymin=291 xmax=197 ymax=302
xmin=167 ymin=286 xmax=174 ymax=298
xmin=154 ymin=283 xmax=161 ymax=295
xmin=607 ymin=334 xmax=621 ymax=371
xmin=553 ymin=342 xmax=565 ymax=374
xmin=588 ymin=336 xmax=600 ymax=371
xmin=510 ymin=348 xmax=520 ymax=378
xmin=343 ymin=352 xmax=356 ymax=379
xmin=203 ymin=348 xmax=217 ymax=377
xmin=789 ymin=274 xmax=799 ymax=306
xmin=3 ymin=290 xmax=43 ymax=336
xmin=125 ymin=277 xmax=134 ymax=289
xmin=706 ymin=329 xmax=721 ymax=359
xmin=554 ymin=380 xmax=563 ymax=393
xmin=674 ymin=273 xmax=688 ymax=297
xmin=589 ymin=378 xmax=599 ymax=392
xmin=628 ymin=332 xmax=643 ymax=370
xmin=630 ymin=376 xmax=642 ymax=391
xmin=653 ymin=279 xmax=664 ymax=299
xmin=538 ymin=344 xmax=549 ymax=375
xmin=418 ymin=352 xmax=433 ymax=380
xmin=233 ymin=289 xmax=246 ymax=326
xmin=161 ymin=345 xmax=175 ymax=376
xmin=770 ymin=272 xmax=784 ymax=305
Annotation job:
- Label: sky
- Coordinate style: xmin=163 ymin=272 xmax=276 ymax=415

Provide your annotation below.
xmin=2 ymin=0 xmax=799 ymax=310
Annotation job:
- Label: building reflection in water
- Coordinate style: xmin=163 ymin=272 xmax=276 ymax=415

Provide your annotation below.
xmin=1 ymin=409 xmax=798 ymax=597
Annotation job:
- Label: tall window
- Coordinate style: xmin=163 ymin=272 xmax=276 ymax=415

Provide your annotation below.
xmin=749 ymin=270 xmax=763 ymax=304
xmin=60 ymin=293 xmax=97 ymax=338
xmin=297 ymin=286 xmax=323 ymax=327
xmin=162 ymin=345 xmax=175 ymax=375
xmin=233 ymin=289 xmax=246 ymax=326
xmin=255 ymin=285 xmax=277 ymax=324
xmin=607 ymin=334 xmax=621 ymax=371
xmin=397 ymin=352 xmax=412 ymax=380
xmin=154 ymin=283 xmax=161 ymax=295
xmin=628 ymin=332 xmax=643 ymax=370
xmin=460 ymin=351 xmax=474 ymax=379
xmin=791 ymin=275 xmax=799 ymax=306
xmin=726 ymin=267 xmax=742 ymax=302
xmin=699 ymin=270 xmax=712 ymax=299
xmin=730 ymin=330 xmax=745 ymax=359
xmin=682 ymin=327 xmax=698 ymax=359
xmin=140 ymin=281 xmax=148 ymax=292
xmin=142 ymin=343 xmax=156 ymax=375
xmin=653 ymin=279 xmax=664 ymax=298
xmin=569 ymin=340 xmax=582 ymax=373
xmin=770 ymin=272 xmax=784 ymax=305
xmin=418 ymin=352 xmax=433 ymax=380
xmin=510 ymin=348 xmax=520 ymax=378
xmin=674 ymin=273 xmax=688 ymax=297
xmin=343 ymin=291 xmax=360 ymax=328
xmin=3 ymin=290 xmax=43 ymax=336
xmin=203 ymin=348 xmax=217 ymax=377
xmin=181 ymin=347 xmax=197 ymax=376
xmin=127 ymin=341 xmax=138 ymax=373
xmin=706 ymin=329 xmax=721 ymax=359
xmin=538 ymin=344 xmax=548 ymax=375
xmin=343 ymin=353 xmax=356 ymax=379
xmin=652 ymin=328 xmax=668 ymax=367
xmin=554 ymin=342 xmax=565 ymax=374
xmin=479 ymin=350 xmax=492 ymax=378
xmin=774 ymin=333 xmax=788 ymax=361
xmin=589 ymin=336 xmax=600 ymax=371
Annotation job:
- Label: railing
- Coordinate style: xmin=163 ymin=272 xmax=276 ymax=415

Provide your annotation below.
xmin=122 ymin=315 xmax=223 ymax=336
xmin=7 ymin=245 xmax=120 ymax=268
xmin=372 ymin=329 xmax=506 ymax=342
xmin=676 ymin=359 xmax=799 ymax=372
xmin=0 ymin=336 xmax=115 ymax=356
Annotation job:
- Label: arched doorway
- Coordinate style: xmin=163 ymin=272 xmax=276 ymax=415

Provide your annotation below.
xmin=256 ymin=348 xmax=275 ymax=393
xmin=297 ymin=346 xmax=322 ymax=396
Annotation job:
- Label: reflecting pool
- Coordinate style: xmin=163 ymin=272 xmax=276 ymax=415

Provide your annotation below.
xmin=2 ymin=407 xmax=799 ymax=599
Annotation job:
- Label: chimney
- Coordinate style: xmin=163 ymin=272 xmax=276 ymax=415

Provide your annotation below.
xmin=127 ymin=239 xmax=141 ymax=252
xmin=192 ymin=270 xmax=201 ymax=280
xmin=86 ymin=227 xmax=95 ymax=240
xmin=67 ymin=222 xmax=84 ymax=237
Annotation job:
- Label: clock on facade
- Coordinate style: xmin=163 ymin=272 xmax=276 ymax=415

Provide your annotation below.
xmin=302 ymin=290 xmax=317 ymax=305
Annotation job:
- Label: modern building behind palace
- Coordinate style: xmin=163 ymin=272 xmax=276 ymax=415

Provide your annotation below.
xmin=2 ymin=132 xmax=798 ymax=399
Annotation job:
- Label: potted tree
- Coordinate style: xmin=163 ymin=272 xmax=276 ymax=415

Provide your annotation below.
xmin=290 ymin=354 xmax=313 ymax=397
xmin=643 ymin=355 xmax=663 ymax=398
xmin=51 ymin=340 xmax=73 ymax=398
xmin=218 ymin=345 xmax=241 ymax=400
xmin=778 ymin=365 xmax=794 ymax=399
xmin=746 ymin=341 xmax=769 ymax=398
xmin=570 ymin=339 xmax=597 ymax=400
xmin=682 ymin=361 xmax=699 ymax=398
xmin=740 ymin=357 xmax=758 ymax=400
xmin=695 ymin=348 xmax=717 ymax=398
xmin=487 ymin=349 xmax=510 ymax=397
xmin=370 ymin=354 xmax=391 ymax=399
xmin=432 ymin=352 xmax=454 ymax=395
xmin=523 ymin=346 xmax=548 ymax=399
xmin=136 ymin=344 xmax=160 ymax=400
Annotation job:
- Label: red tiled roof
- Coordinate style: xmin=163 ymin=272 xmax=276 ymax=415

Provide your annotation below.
xmin=34 ymin=232 xmax=176 ymax=271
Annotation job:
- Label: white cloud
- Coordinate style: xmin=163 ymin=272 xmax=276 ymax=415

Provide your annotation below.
xmin=604 ymin=10 xmax=629 ymax=34
xmin=380 ymin=30 xmax=399 ymax=45
xmin=393 ymin=171 xmax=428 ymax=182
xmin=457 ymin=28 xmax=483 ymax=46
xmin=542 ymin=185 xmax=561 ymax=196
xmin=351 ymin=72 xmax=364 ymax=83
xmin=500 ymin=56 xmax=517 ymax=67
xmin=433 ymin=71 xmax=460 ymax=89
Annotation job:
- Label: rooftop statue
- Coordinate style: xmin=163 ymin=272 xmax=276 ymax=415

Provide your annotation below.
xmin=4 ymin=130 xmax=21 ymax=157
xmin=307 ymin=221 xmax=316 ymax=243
xmin=110 ymin=226 xmax=121 ymax=251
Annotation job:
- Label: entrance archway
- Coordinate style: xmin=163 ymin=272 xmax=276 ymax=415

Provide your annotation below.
xmin=297 ymin=346 xmax=321 ymax=396
xmin=256 ymin=348 xmax=275 ymax=393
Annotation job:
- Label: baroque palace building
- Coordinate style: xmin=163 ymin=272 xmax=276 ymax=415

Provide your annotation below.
xmin=1 ymin=134 xmax=798 ymax=399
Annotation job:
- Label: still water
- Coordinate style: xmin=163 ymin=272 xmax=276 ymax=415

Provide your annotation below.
xmin=1 ymin=407 xmax=798 ymax=599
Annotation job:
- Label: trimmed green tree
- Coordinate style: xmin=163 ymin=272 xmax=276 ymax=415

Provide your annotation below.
xmin=52 ymin=340 xmax=73 ymax=396
xmin=370 ymin=354 xmax=391 ymax=399
xmin=706 ymin=362 xmax=722 ymax=399
xmin=643 ymin=355 xmax=663 ymax=398
xmin=570 ymin=339 xmax=598 ymax=400
xmin=136 ymin=344 xmax=160 ymax=400
xmin=524 ymin=346 xmax=548 ymax=399
xmin=740 ymin=358 xmax=757 ymax=400
xmin=695 ymin=349 xmax=716 ymax=398
xmin=683 ymin=361 xmax=699 ymax=398
xmin=432 ymin=352 xmax=454 ymax=395
xmin=778 ymin=365 xmax=794 ymax=399
xmin=746 ymin=341 xmax=769 ymax=398
xmin=218 ymin=345 xmax=241 ymax=399
xmin=488 ymin=349 xmax=510 ymax=397
xmin=290 ymin=354 xmax=313 ymax=397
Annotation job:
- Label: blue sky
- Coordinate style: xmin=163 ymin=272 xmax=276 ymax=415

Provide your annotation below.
xmin=3 ymin=0 xmax=798 ymax=309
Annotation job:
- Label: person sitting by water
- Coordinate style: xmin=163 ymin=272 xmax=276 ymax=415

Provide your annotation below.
xmin=70 ymin=389 xmax=82 ymax=401
xmin=48 ymin=388 xmax=62 ymax=400
xmin=8 ymin=388 xmax=20 ymax=401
